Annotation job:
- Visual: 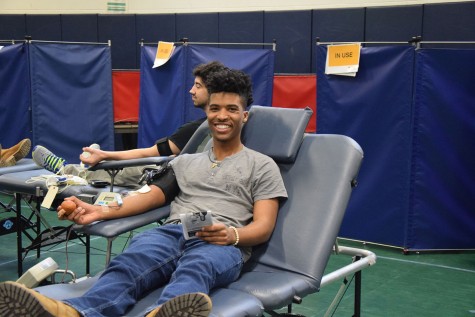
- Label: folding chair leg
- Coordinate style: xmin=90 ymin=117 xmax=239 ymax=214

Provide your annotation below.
xmin=15 ymin=193 xmax=42 ymax=276
xmin=353 ymin=258 xmax=362 ymax=317
xmin=15 ymin=193 xmax=40 ymax=276
xmin=105 ymin=238 xmax=114 ymax=266
xmin=34 ymin=196 xmax=41 ymax=259
xmin=85 ymin=234 xmax=91 ymax=275
xmin=104 ymin=168 xmax=120 ymax=192
xmin=16 ymin=193 xmax=23 ymax=276
xmin=0 ymin=194 xmax=16 ymax=213
xmin=323 ymin=277 xmax=349 ymax=317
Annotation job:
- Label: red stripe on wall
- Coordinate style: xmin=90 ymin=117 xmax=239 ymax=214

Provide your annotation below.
xmin=272 ymin=74 xmax=316 ymax=133
xmin=113 ymin=70 xmax=140 ymax=123
xmin=112 ymin=71 xmax=317 ymax=132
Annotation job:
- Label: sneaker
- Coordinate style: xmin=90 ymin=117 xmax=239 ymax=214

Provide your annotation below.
xmin=32 ymin=145 xmax=67 ymax=173
xmin=147 ymin=292 xmax=212 ymax=317
xmin=0 ymin=139 xmax=31 ymax=167
xmin=0 ymin=281 xmax=80 ymax=317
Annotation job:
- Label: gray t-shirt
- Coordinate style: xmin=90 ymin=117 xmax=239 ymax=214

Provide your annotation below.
xmin=166 ymin=146 xmax=287 ymax=260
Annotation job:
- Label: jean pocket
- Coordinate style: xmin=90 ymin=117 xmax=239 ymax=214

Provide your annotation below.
xmin=213 ymin=246 xmax=243 ymax=287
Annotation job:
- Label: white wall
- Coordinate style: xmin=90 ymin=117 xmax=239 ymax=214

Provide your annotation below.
xmin=0 ymin=0 xmax=473 ymax=14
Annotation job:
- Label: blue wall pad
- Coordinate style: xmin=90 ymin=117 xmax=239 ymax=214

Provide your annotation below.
xmin=218 ymin=12 xmax=264 ymax=49
xmin=136 ymin=14 xmax=176 ymax=67
xmin=176 ymin=13 xmax=219 ymax=43
xmin=0 ymin=15 xmax=26 ymax=40
xmin=2 ymin=2 xmax=475 ymax=73
xmin=29 ymin=42 xmax=114 ymax=163
xmin=312 ymin=8 xmax=365 ymax=71
xmin=264 ymin=10 xmax=312 ymax=73
xmin=61 ymin=14 xmax=99 ymax=42
xmin=312 ymin=8 xmax=365 ymax=42
xmin=26 ymin=14 xmax=61 ymax=41
xmin=138 ymin=44 xmax=275 ymax=147
xmin=365 ymin=5 xmax=423 ymax=42
xmin=409 ymin=49 xmax=475 ymax=249
xmin=423 ymin=2 xmax=475 ymax=46
xmin=98 ymin=14 xmax=137 ymax=69
xmin=317 ymin=45 xmax=415 ymax=247
xmin=136 ymin=14 xmax=176 ymax=43
xmin=0 ymin=43 xmax=32 ymax=148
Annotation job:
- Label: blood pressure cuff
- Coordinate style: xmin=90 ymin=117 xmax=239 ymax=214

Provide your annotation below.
xmin=148 ymin=164 xmax=180 ymax=204
xmin=156 ymin=137 xmax=173 ymax=156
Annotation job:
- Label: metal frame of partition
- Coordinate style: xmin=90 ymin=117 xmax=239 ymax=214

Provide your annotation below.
xmin=139 ymin=38 xmax=277 ymax=51
xmin=316 ymin=37 xmax=475 ymax=47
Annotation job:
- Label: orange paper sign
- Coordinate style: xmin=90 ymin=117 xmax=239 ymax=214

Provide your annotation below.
xmin=153 ymin=41 xmax=175 ymax=68
xmin=325 ymin=43 xmax=361 ymax=76
xmin=327 ymin=44 xmax=360 ymax=67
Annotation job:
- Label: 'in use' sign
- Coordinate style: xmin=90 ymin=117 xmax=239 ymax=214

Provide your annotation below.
xmin=325 ymin=43 xmax=361 ymax=76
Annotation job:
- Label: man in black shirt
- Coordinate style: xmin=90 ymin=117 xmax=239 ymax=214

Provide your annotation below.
xmin=31 ymin=62 xmax=226 ymax=184
xmin=82 ymin=61 xmax=225 ymax=164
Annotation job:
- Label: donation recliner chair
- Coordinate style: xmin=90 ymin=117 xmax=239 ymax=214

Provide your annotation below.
xmin=35 ymin=106 xmax=375 ymax=316
xmin=67 ymin=105 xmax=310 ymax=268
xmin=0 ymin=117 xmax=204 ymax=276
xmin=0 ymin=159 xmax=42 ymax=272
xmin=0 ymin=157 xmax=166 ymax=276
xmin=0 ymin=159 xmax=41 ymax=216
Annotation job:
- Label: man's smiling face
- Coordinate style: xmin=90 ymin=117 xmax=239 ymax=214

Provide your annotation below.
xmin=206 ymin=92 xmax=248 ymax=144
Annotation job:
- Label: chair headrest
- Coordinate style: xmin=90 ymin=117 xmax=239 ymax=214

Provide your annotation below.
xmin=241 ymin=106 xmax=313 ymax=163
xmin=181 ymin=120 xmax=210 ymax=154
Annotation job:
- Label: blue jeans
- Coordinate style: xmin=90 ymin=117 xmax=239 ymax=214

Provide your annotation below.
xmin=64 ymin=224 xmax=243 ymax=317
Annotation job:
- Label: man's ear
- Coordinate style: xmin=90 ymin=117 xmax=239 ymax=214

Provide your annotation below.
xmin=243 ymin=111 xmax=249 ymax=123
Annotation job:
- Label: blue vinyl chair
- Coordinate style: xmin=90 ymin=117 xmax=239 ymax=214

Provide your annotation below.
xmin=35 ymin=106 xmax=376 ymax=316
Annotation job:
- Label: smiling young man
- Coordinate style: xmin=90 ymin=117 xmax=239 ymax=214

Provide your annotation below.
xmin=0 ymin=68 xmax=287 ymax=317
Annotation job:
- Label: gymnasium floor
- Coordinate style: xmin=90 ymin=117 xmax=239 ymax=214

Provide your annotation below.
xmin=1 ymin=192 xmax=474 ymax=317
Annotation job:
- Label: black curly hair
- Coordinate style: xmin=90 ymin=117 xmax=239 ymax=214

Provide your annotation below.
xmin=192 ymin=61 xmax=227 ymax=85
xmin=205 ymin=68 xmax=254 ymax=108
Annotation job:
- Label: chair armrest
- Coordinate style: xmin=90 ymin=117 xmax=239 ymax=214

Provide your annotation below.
xmin=88 ymin=157 xmax=173 ymax=172
xmin=73 ymin=205 xmax=170 ymax=238
xmin=320 ymin=246 xmax=377 ymax=288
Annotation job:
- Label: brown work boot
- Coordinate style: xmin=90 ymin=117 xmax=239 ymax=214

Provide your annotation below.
xmin=0 ymin=139 xmax=31 ymax=167
xmin=0 ymin=281 xmax=80 ymax=317
xmin=146 ymin=292 xmax=212 ymax=317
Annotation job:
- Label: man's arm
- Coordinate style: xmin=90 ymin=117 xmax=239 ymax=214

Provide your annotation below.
xmin=80 ymin=140 xmax=185 ymax=166
xmin=58 ymin=184 xmax=166 ymax=225
xmin=80 ymin=145 xmax=160 ymax=166
xmin=80 ymin=118 xmax=205 ymax=166
xmin=196 ymin=198 xmax=279 ymax=246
